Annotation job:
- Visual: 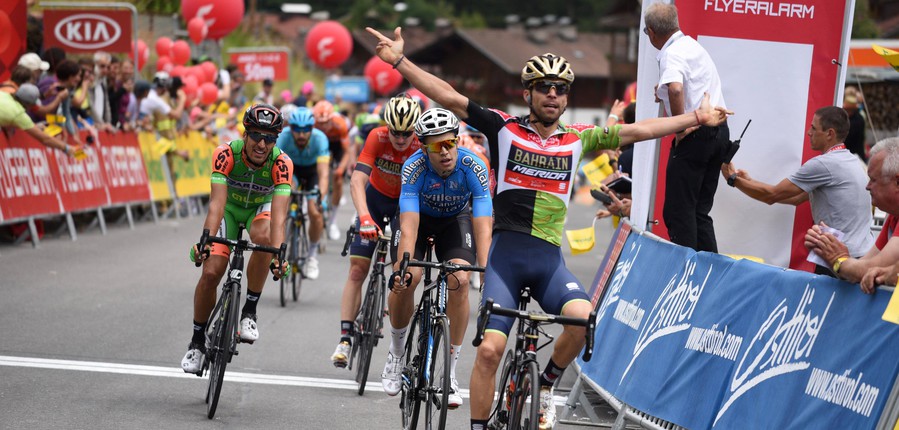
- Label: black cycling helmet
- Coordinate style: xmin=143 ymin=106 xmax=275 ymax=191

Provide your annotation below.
xmin=243 ymin=103 xmax=283 ymax=134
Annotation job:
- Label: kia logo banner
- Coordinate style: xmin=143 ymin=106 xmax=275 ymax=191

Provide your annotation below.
xmin=43 ymin=9 xmax=132 ymax=53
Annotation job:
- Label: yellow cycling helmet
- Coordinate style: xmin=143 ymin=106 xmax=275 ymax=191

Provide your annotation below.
xmin=383 ymin=95 xmax=422 ymax=132
xmin=521 ymin=53 xmax=575 ymax=88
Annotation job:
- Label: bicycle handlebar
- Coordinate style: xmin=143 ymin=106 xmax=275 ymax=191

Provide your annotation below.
xmin=472 ymin=298 xmax=597 ymax=362
xmin=405 ymin=259 xmax=486 ymax=274
xmin=195 ymin=228 xmax=287 ymax=280
xmin=341 ymin=223 xmax=356 ymax=257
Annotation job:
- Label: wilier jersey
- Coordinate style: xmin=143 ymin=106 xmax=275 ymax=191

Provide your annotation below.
xmin=211 ymin=139 xmax=293 ymax=208
xmin=464 ymin=101 xmax=621 ymax=246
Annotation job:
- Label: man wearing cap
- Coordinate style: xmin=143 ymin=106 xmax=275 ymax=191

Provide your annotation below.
xmin=0 ymin=83 xmax=83 ymax=158
xmin=18 ymin=52 xmax=50 ymax=83
xmin=254 ymin=78 xmax=274 ymax=105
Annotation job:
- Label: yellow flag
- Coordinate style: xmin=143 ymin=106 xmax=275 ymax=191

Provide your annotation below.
xmin=872 ymin=44 xmax=899 ymax=73
xmin=153 ymin=137 xmax=177 ymax=159
xmin=582 ymin=153 xmax=614 ymax=188
xmin=883 ymin=282 xmax=899 ymax=325
xmin=44 ymin=114 xmax=64 ymax=137
xmin=565 ymin=218 xmax=597 ymax=255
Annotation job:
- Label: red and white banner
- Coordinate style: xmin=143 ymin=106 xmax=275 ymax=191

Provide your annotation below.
xmin=228 ymin=50 xmax=290 ymax=82
xmin=0 ymin=130 xmax=151 ymax=223
xmin=43 ymin=9 xmax=133 ymax=53
xmin=633 ymin=0 xmax=855 ymax=270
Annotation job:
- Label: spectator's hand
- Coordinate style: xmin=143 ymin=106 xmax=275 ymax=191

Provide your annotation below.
xmin=804 ymin=223 xmax=849 ymax=265
xmin=860 ymin=265 xmax=896 ymax=294
xmin=70 ymin=144 xmax=87 ymax=160
xmin=609 ymin=99 xmax=626 ymax=122
xmin=366 ymin=27 xmax=405 ymax=66
xmin=654 ymin=85 xmax=661 ymax=103
xmin=358 ymin=213 xmax=382 ymax=241
xmin=601 ymin=170 xmax=628 ymax=185
xmin=595 ymin=209 xmax=613 ymax=219
xmin=676 ymin=126 xmax=699 ymax=144
xmin=721 ymin=163 xmax=738 ymax=179
xmin=696 ymin=93 xmax=734 ymax=127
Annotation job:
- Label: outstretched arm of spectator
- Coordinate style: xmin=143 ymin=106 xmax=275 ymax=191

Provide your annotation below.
xmin=366 ymin=27 xmax=470 ymax=120
xmin=721 ymin=163 xmax=806 ymax=205
xmin=24 ymin=126 xmax=81 ymax=157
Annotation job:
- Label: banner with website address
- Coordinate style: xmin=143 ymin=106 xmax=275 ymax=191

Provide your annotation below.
xmin=579 ymin=232 xmax=899 ymax=429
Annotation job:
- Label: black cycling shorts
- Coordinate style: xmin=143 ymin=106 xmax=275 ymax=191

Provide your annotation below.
xmin=392 ymin=210 xmax=476 ymax=265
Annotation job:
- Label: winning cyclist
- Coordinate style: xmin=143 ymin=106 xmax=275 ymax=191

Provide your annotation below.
xmin=382 ymin=107 xmax=493 ymax=410
xmin=330 ymin=95 xmax=421 ymax=367
xmin=181 ymin=103 xmax=293 ymax=374
xmin=313 ymin=100 xmax=351 ymax=241
xmin=276 ymin=107 xmax=331 ymax=279
xmin=367 ymin=27 xmax=731 ymax=429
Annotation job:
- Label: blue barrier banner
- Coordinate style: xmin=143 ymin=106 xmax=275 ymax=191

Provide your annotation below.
xmin=324 ymin=77 xmax=370 ymax=103
xmin=579 ymin=232 xmax=899 ymax=429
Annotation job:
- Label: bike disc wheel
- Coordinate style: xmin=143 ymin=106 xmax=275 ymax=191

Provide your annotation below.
xmin=355 ymin=272 xmax=382 ymax=395
xmin=424 ymin=316 xmax=451 ymax=430
xmin=488 ymin=350 xmax=516 ymax=430
xmin=401 ymin=312 xmax=422 ymax=430
xmin=510 ymin=361 xmax=540 ymax=430
xmin=206 ymin=291 xmax=234 ymax=419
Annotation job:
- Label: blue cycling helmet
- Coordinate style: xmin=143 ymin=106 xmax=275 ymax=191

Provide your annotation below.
xmin=288 ymin=107 xmax=315 ymax=127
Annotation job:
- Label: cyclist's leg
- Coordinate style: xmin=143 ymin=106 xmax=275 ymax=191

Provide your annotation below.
xmin=470 ymin=230 xmax=523 ymax=421
xmin=238 ymin=203 xmax=274 ymax=342
xmin=297 ymin=165 xmax=323 ymax=250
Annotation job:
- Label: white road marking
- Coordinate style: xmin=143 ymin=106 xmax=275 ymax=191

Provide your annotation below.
xmin=0 ymin=355 xmax=472 ymax=398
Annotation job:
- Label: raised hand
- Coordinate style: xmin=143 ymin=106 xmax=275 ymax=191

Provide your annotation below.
xmin=365 ymin=27 xmax=404 ymax=65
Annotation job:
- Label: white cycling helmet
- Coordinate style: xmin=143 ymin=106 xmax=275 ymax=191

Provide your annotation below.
xmin=415 ymin=107 xmax=459 ymax=138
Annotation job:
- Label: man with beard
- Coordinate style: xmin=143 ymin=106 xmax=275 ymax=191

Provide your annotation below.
xmin=367 ymin=27 xmax=731 ymax=430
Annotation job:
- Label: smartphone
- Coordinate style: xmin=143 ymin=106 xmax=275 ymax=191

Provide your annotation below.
xmin=590 ymin=189 xmax=614 ymax=205
xmin=607 ymin=176 xmax=632 ymax=195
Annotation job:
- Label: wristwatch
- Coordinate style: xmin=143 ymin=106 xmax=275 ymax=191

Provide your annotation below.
xmin=832 ymin=256 xmax=849 ymax=274
xmin=726 ymin=173 xmax=738 ymax=187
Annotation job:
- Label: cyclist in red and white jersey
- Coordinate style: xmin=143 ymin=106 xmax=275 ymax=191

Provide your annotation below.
xmin=367 ymin=27 xmax=731 ymax=430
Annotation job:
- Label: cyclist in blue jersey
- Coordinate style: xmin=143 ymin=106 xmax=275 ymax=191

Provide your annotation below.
xmin=381 ymin=108 xmax=493 ymax=409
xmin=276 ymin=107 xmax=331 ymax=279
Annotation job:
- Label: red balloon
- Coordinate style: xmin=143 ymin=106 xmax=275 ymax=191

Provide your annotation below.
xmin=187 ymin=17 xmax=208 ymax=45
xmin=181 ymin=0 xmax=244 ymax=40
xmin=155 ymin=37 xmax=173 ymax=58
xmin=364 ymin=56 xmax=403 ymax=96
xmin=131 ymin=40 xmax=149 ymax=70
xmin=156 ymin=56 xmax=173 ymax=73
xmin=183 ymin=75 xmax=199 ymax=97
xmin=199 ymin=82 xmax=219 ymax=105
xmin=0 ymin=12 xmax=17 ymax=54
xmin=189 ymin=66 xmax=207 ymax=85
xmin=305 ymin=21 xmax=352 ymax=69
xmin=199 ymin=61 xmax=218 ymax=83
xmin=171 ymin=40 xmax=191 ymax=66
xmin=170 ymin=65 xmax=187 ymax=78
xmin=405 ymin=88 xmax=430 ymax=110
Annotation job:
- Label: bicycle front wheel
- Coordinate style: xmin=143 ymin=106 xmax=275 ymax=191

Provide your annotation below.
xmin=206 ymin=287 xmax=235 ymax=419
xmin=355 ymin=271 xmax=383 ymax=395
xmin=281 ymin=219 xmax=297 ymax=307
xmin=509 ymin=360 xmax=540 ymax=430
xmin=488 ymin=350 xmax=516 ymax=429
xmin=424 ymin=316 xmax=451 ymax=430
xmin=294 ymin=220 xmax=308 ymax=301
xmin=401 ymin=311 xmax=423 ymax=430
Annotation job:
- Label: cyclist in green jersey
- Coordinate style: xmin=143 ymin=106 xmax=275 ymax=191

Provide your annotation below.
xmin=181 ymin=103 xmax=294 ymax=374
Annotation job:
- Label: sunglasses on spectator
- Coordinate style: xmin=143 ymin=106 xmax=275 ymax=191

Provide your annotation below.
xmin=290 ymin=124 xmax=313 ymax=133
xmin=531 ymin=80 xmax=570 ymax=96
xmin=390 ymin=129 xmax=413 ymax=138
xmin=247 ymin=131 xmax=278 ymax=144
xmin=425 ymin=138 xmax=458 ymax=153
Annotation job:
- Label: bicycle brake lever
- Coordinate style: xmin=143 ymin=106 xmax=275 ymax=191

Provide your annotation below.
xmin=195 ymin=229 xmax=210 ymax=267
xmin=583 ymin=310 xmax=598 ymax=362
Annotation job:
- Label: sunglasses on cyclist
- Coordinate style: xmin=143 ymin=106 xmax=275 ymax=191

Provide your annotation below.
xmin=390 ymin=129 xmax=414 ymax=138
xmin=290 ymin=124 xmax=313 ymax=133
xmin=425 ymin=138 xmax=458 ymax=153
xmin=531 ymin=80 xmax=570 ymax=96
xmin=247 ymin=131 xmax=278 ymax=144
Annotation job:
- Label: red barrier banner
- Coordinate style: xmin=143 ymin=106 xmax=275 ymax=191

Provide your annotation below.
xmin=53 ymin=131 xmax=109 ymax=212
xmin=42 ymin=9 xmax=133 ymax=54
xmin=228 ymin=50 xmax=290 ymax=82
xmin=0 ymin=130 xmax=63 ymax=222
xmin=98 ymin=131 xmax=151 ymax=204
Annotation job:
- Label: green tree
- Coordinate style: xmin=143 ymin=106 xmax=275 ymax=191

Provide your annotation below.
xmin=852 ymin=0 xmax=880 ymax=39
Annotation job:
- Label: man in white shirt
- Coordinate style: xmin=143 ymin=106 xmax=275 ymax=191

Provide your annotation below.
xmin=646 ymin=2 xmax=730 ymax=252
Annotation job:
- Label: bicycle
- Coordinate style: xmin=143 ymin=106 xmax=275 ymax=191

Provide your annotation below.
xmin=340 ymin=216 xmax=394 ymax=395
xmin=194 ymin=226 xmax=285 ymax=419
xmin=472 ymin=288 xmax=597 ymax=430
xmin=394 ymin=245 xmax=485 ymax=430
xmin=281 ymin=189 xmax=320 ymax=306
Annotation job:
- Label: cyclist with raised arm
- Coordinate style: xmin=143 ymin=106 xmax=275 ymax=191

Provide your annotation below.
xmin=382 ymin=107 xmax=493 ymax=410
xmin=276 ymin=107 xmax=331 ymax=279
xmin=313 ymin=100 xmax=351 ymax=240
xmin=367 ymin=27 xmax=731 ymax=429
xmin=331 ymin=95 xmax=421 ymax=367
xmin=181 ymin=103 xmax=293 ymax=374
